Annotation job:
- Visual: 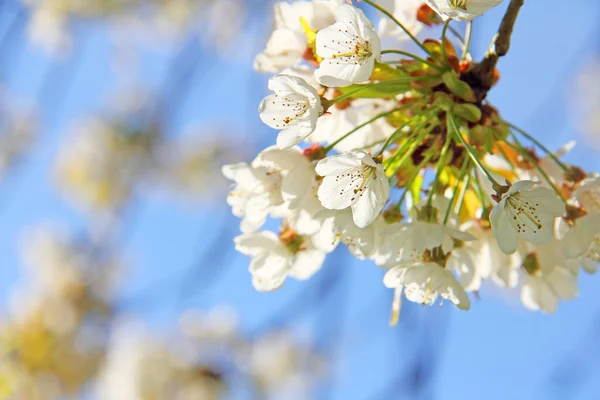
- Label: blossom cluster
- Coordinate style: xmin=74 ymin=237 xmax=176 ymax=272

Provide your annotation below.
xmin=224 ymin=0 xmax=600 ymax=320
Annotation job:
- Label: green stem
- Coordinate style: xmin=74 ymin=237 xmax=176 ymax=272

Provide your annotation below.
xmin=379 ymin=110 xmax=437 ymax=158
xmin=441 ymin=20 xmax=451 ymax=66
xmin=471 ymin=171 xmax=489 ymax=207
xmin=443 ymin=157 xmax=470 ymax=224
xmin=381 ymin=49 xmax=442 ymax=71
xmin=362 ymin=0 xmax=433 ymax=57
xmin=395 ymin=151 xmax=433 ymax=207
xmin=324 ymin=105 xmax=411 ymax=153
xmin=448 ymin=112 xmax=501 ymax=187
xmin=331 ymin=75 xmax=440 ymax=104
xmin=506 ymin=121 xmax=570 ymax=173
xmin=386 ymin=118 xmax=436 ymax=173
xmin=427 ymin=132 xmax=453 ymax=207
xmin=359 ymin=138 xmax=386 ymax=150
xmin=462 ymin=21 xmax=473 ymax=62
xmin=454 ymin=170 xmax=471 ymax=216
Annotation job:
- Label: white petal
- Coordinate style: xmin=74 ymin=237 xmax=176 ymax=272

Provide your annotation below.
xmin=234 ymin=231 xmax=280 ymax=256
xmin=383 ymin=266 xmax=406 ymax=288
xmin=490 ymin=201 xmax=518 ymax=254
xmin=288 ymin=248 xmax=326 ymax=280
xmin=315 ymin=151 xmax=363 ymax=176
xmin=563 ymin=213 xmax=600 ymax=259
xmin=350 ymin=170 xmax=389 ymax=227
xmin=521 ymin=276 xmax=558 ymax=313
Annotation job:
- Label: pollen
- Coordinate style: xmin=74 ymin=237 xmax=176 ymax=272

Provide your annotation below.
xmin=506 ymin=195 xmax=543 ymax=234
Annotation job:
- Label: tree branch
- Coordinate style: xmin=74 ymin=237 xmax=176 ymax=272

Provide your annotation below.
xmin=463 ymin=0 xmax=525 ymax=101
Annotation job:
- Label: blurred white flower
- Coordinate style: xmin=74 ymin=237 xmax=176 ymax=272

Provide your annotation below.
xmin=377 ymin=0 xmax=424 ymax=40
xmin=235 ymin=228 xmax=329 ymax=292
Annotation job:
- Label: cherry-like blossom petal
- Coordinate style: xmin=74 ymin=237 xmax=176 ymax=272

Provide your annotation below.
xmin=315 ymin=4 xmax=381 ymax=87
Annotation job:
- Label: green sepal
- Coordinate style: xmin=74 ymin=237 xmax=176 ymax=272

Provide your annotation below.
xmin=453 ymin=104 xmax=482 ymax=123
xmin=442 ymin=71 xmax=476 ymax=103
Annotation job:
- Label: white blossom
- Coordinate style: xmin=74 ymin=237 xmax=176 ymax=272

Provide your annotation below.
xmin=426 ymin=0 xmax=504 ymax=22
xmin=234 ymin=230 xmax=329 ymax=292
xmin=315 ymin=4 xmax=381 ymax=87
xmin=316 ymin=150 xmax=390 ymax=228
xmin=332 ymin=210 xmax=385 ymax=259
xmin=254 ymin=0 xmax=342 ymax=72
xmin=309 ymin=98 xmax=396 ymax=153
xmin=573 ymin=175 xmax=600 ymax=212
xmin=562 ymin=213 xmax=600 ymax=273
xmin=384 ymin=261 xmax=470 ymax=310
xmin=449 ymin=222 xmax=521 ymax=290
xmin=222 ymin=162 xmax=283 ymax=233
xmin=377 ymin=0 xmax=423 ymax=40
xmin=490 ymin=181 xmax=565 ymax=254
xmin=259 ymin=75 xmax=324 ymax=148
xmin=518 ymin=240 xmax=579 ymax=313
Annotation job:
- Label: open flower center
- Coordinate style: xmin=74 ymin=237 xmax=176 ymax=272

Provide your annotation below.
xmin=328 ymin=26 xmax=372 ymax=65
xmin=345 ymin=163 xmax=375 ymax=202
xmin=450 ymin=0 xmax=469 ymax=10
xmin=506 ymin=194 xmax=543 ymax=234
xmin=273 ymin=93 xmax=310 ymax=127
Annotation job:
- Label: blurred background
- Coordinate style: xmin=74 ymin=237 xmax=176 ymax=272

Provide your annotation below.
xmin=0 ymin=0 xmax=599 ymax=399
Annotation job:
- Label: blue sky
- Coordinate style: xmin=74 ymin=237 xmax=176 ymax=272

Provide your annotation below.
xmin=1 ymin=1 xmax=600 ymax=399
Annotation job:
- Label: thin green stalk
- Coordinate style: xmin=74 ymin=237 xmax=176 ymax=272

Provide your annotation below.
xmin=324 ymin=105 xmax=411 ymax=153
xmin=395 ymin=151 xmax=433 ymax=207
xmin=454 ymin=171 xmax=471 ymax=215
xmin=380 ymin=111 xmax=437 ymax=158
xmin=462 ymin=21 xmax=473 ymax=62
xmin=363 ymin=0 xmax=433 ymax=57
xmin=471 ymin=171 xmax=489 ymax=207
xmin=506 ymin=121 xmax=570 ymax=173
xmin=381 ymin=49 xmax=442 ymax=71
xmin=443 ymin=156 xmax=470 ymax=224
xmin=427 ymin=132 xmax=453 ymax=207
xmin=496 ymin=131 xmax=568 ymax=204
xmin=377 ymin=126 xmax=412 ymax=165
xmin=359 ymin=138 xmax=386 ymax=150
xmin=447 ymin=25 xmax=465 ymax=43
xmin=331 ymin=75 xmax=440 ymax=105
xmin=441 ymin=20 xmax=451 ymax=66
xmin=448 ymin=112 xmax=501 ymax=187
xmin=385 ymin=119 xmax=435 ymax=173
